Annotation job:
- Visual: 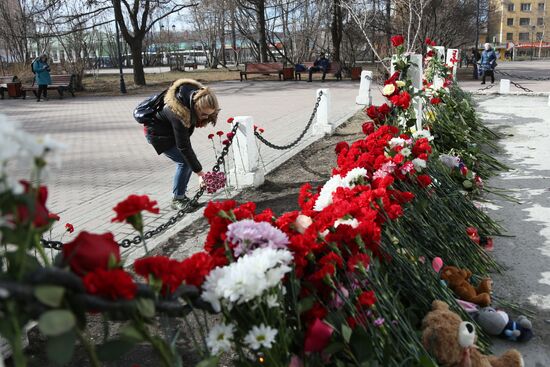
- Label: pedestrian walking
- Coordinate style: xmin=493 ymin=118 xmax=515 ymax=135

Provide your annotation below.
xmin=143 ymin=79 xmax=220 ymax=210
xmin=32 ymin=54 xmax=51 ymax=102
xmin=480 ymin=43 xmax=497 ymax=84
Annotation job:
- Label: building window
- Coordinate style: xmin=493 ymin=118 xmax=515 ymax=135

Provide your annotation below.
xmin=538 ymin=2 xmax=545 ymax=10
xmin=508 ymin=18 xmax=514 ymax=25
xmin=519 ymin=32 xmax=530 ymax=40
xmin=507 ymin=32 xmax=514 ymax=40
xmin=520 ymin=17 xmax=531 ymax=25
xmin=508 ymin=3 xmax=515 ymax=10
xmin=538 ymin=17 xmax=544 ymax=24
xmin=536 ymin=32 xmax=544 ymax=40
xmin=521 ymin=3 xmax=532 ymax=11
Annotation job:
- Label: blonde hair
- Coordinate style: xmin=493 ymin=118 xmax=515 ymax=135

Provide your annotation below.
xmin=193 ymin=87 xmax=220 ymax=127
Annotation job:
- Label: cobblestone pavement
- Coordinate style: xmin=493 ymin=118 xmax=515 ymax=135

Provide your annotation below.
xmin=1 ymin=79 xmax=381 ymax=259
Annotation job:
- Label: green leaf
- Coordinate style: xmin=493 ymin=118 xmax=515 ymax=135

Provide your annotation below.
xmin=46 ymin=330 xmax=76 ymax=365
xmin=136 ymin=298 xmax=155 ymax=318
xmin=96 ymin=338 xmax=137 ymax=361
xmin=119 ymin=324 xmax=144 ymax=342
xmin=34 ymin=286 xmax=65 ymax=307
xmin=297 ymin=296 xmax=315 ymax=314
xmin=38 ymin=310 xmax=76 ymax=336
xmin=196 ymin=356 xmax=219 ymax=367
xmin=417 ymin=354 xmax=438 ymax=367
xmin=324 ymin=342 xmax=345 ymax=355
xmin=341 ymin=324 xmax=352 ymax=343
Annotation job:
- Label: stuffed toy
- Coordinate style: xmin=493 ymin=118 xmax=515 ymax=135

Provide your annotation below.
xmin=440 ymin=265 xmax=492 ymax=307
xmin=422 ymin=300 xmax=524 ymax=367
xmin=474 ymin=307 xmax=533 ymax=343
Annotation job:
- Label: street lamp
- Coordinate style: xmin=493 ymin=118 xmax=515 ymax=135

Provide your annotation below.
xmin=114 ymin=19 xmax=127 ymax=94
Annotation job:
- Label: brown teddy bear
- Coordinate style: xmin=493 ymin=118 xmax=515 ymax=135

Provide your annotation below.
xmin=440 ymin=266 xmax=492 ymax=307
xmin=422 ymin=300 xmax=523 ymax=367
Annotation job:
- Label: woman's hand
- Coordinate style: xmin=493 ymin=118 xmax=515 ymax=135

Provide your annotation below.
xmin=196 ymin=171 xmax=206 ymax=187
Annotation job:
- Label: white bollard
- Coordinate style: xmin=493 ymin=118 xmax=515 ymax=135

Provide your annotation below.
xmin=356 ymin=70 xmax=373 ymax=105
xmin=312 ymin=89 xmax=332 ymax=136
xmin=446 ymin=49 xmax=459 ymax=80
xmin=409 ymin=54 xmax=424 ymax=131
xmin=499 ymin=79 xmax=511 ymax=94
xmin=232 ymin=116 xmax=265 ymax=187
xmin=547 ymin=94 xmax=550 ymax=106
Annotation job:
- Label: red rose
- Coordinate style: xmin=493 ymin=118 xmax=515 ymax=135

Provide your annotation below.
xmin=391 ymin=35 xmax=405 ymax=47
xmin=180 ymin=252 xmax=216 ymax=287
xmin=335 ymin=141 xmax=349 ymax=154
xmin=417 ymin=174 xmax=432 ymax=187
xmin=425 ymin=37 xmax=436 ymax=46
xmin=63 ymin=231 xmax=121 ymax=276
xmin=362 ymin=122 xmax=375 ymax=135
xmin=208 ymin=133 xmax=215 ymax=140
xmin=227 ymin=117 xmax=234 ymax=124
xmin=365 ymin=105 xmax=378 ymax=119
xmin=216 ymin=130 xmax=224 ymax=136
xmin=16 ymin=181 xmax=50 ymax=227
xmin=358 ymin=290 xmax=376 ymax=307
xmin=304 ymin=319 xmax=333 ymax=353
xmin=389 ymin=92 xmax=411 ymax=109
xmin=134 ymin=256 xmax=184 ymax=294
xmin=65 ymin=223 xmax=74 ymax=233
xmin=83 ymin=268 xmax=136 ymax=300
xmin=430 ymin=97 xmax=442 ymax=105
xmin=111 ymin=194 xmax=160 ymax=232
xmin=378 ymin=103 xmax=391 ymax=115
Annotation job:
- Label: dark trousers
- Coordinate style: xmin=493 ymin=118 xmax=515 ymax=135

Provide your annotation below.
xmin=37 ymin=85 xmax=48 ymax=100
xmin=482 ymin=70 xmax=495 ymax=84
xmin=308 ymin=66 xmax=327 ymax=81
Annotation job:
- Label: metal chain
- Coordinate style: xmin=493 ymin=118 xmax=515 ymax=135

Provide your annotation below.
xmin=509 ymin=80 xmax=534 ymax=93
xmin=495 ymin=69 xmax=550 ymax=81
xmin=253 ymin=90 xmax=323 ymax=150
xmin=41 ymin=122 xmax=240 ymax=251
xmin=477 ymin=83 xmax=496 ymax=92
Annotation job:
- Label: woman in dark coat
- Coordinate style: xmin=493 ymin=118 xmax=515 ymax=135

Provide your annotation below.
xmin=145 ymin=79 xmax=220 ymax=210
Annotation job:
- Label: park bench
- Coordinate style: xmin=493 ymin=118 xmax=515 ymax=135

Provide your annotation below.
xmin=295 ymin=61 xmax=343 ymax=81
xmin=0 ymin=75 xmax=17 ymax=99
xmin=240 ymin=62 xmax=284 ymax=81
xmin=21 ymin=74 xmax=76 ymax=99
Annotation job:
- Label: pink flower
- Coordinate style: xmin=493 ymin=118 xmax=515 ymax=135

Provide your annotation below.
xmin=304 ymin=319 xmax=333 ymax=353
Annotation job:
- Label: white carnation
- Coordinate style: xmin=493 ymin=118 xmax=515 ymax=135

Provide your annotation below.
xmin=389 ymin=137 xmax=406 ymax=148
xmin=313 ymin=174 xmax=345 ymax=211
xmin=334 ymin=218 xmax=359 ymax=229
xmin=342 ymin=167 xmax=368 ymax=187
xmin=412 ymin=158 xmax=427 ymax=170
xmin=412 ymin=129 xmax=434 ymax=141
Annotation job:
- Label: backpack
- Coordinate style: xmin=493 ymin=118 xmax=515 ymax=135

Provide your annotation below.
xmin=133 ymin=89 xmax=168 ymax=125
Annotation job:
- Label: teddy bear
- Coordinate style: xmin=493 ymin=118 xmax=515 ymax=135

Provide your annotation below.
xmin=422 ymin=300 xmax=524 ymax=367
xmin=440 ymin=265 xmax=492 ymax=307
xmin=474 ymin=307 xmax=533 ymax=343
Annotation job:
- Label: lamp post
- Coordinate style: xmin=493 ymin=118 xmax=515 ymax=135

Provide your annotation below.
xmin=114 ymin=19 xmax=127 ymax=94
xmin=531 ymin=26 xmax=536 ymax=60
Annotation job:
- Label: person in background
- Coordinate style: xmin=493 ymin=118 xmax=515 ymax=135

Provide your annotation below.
xmin=32 ymin=54 xmax=51 ymax=102
xmin=308 ymin=52 xmax=330 ymax=82
xmin=144 ymin=79 xmax=220 ymax=210
xmin=471 ymin=48 xmax=480 ymax=79
xmin=479 ymin=43 xmax=497 ymax=84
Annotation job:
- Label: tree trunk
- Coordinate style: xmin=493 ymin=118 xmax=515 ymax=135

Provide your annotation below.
xmin=256 ymin=0 xmax=268 ymax=62
xmin=129 ymin=42 xmax=146 ymax=86
xmin=331 ymin=0 xmax=343 ymax=62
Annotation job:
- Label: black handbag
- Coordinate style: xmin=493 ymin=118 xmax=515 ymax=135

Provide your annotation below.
xmin=133 ymin=89 xmax=167 ymax=125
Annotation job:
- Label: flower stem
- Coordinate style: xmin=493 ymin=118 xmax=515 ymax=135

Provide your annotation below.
xmin=76 ymin=328 xmax=101 ymax=367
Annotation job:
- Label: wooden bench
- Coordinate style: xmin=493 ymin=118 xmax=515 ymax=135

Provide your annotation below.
xmin=22 ymin=74 xmax=76 ymax=99
xmin=240 ymin=62 xmax=284 ymax=81
xmin=0 ymin=75 xmax=17 ymax=99
xmin=295 ymin=61 xmax=342 ymax=81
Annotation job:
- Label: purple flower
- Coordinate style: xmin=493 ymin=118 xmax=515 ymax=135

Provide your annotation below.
xmin=203 ymin=171 xmax=226 ymax=194
xmin=374 ymin=317 xmax=385 ymax=327
xmin=226 ymin=219 xmax=289 ymax=257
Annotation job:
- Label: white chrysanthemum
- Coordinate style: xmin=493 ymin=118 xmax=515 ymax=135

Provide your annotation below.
xmin=342 ymin=167 xmax=368 ymax=187
xmin=389 ymin=137 xmax=406 ymax=148
xmin=382 ymin=84 xmax=396 ymax=96
xmin=244 ymin=324 xmax=278 ymax=350
xmin=201 ymin=248 xmax=293 ymax=312
xmin=412 ymin=129 xmax=434 ymax=141
xmin=412 ymin=158 xmax=427 ymax=170
xmin=206 ymin=323 xmax=235 ymax=355
xmin=334 ymin=218 xmax=359 ymax=229
xmin=439 ymin=154 xmax=460 ymax=168
xmin=313 ymin=174 xmax=345 ymax=211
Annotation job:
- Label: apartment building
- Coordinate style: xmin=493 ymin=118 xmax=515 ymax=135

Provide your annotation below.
xmin=487 ymin=0 xmax=550 ymax=56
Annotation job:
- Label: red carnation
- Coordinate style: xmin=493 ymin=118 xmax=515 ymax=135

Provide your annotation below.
xmin=425 ymin=37 xmax=436 ymax=46
xmin=63 ymin=231 xmax=120 ymax=276
xmin=216 ymin=130 xmax=224 ymax=136
xmin=226 ymin=132 xmax=235 ymax=139
xmin=83 ymin=268 xmax=136 ymax=300
xmin=391 ymin=35 xmax=405 ymax=47
xmin=208 ymin=133 xmax=215 ymax=140
xmin=389 ymin=92 xmax=411 ymax=109
xmin=259 ymin=128 xmax=265 ymax=133
xmin=347 ymin=253 xmax=370 ymax=272
xmin=362 ymin=122 xmax=375 ymax=135
xmin=111 ymin=194 xmax=160 ymax=232
xmin=430 ymin=97 xmax=442 ymax=105
xmin=222 ymin=139 xmax=230 ymax=145
xmin=335 ymin=141 xmax=349 ymax=154
xmin=358 ymin=290 xmax=376 ymax=307
xmin=466 ymin=227 xmax=480 ymax=245
xmin=304 ymin=319 xmax=333 ymax=353
xmin=180 ymin=252 xmax=216 ymax=287
xmin=417 ymin=174 xmax=432 ymax=187
xmin=16 ymin=181 xmax=50 ymax=227
xmin=134 ymin=256 xmax=184 ymax=294
xmin=65 ymin=223 xmax=74 ymax=233
xmin=378 ymin=103 xmax=391 ymax=115
xmin=227 ymin=117 xmax=234 ymax=124
xmin=48 ymin=213 xmax=60 ymax=221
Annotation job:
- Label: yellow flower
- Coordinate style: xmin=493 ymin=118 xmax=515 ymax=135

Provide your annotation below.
xmin=396 ymin=80 xmax=406 ymax=88
xmin=382 ymin=83 xmax=396 ymax=96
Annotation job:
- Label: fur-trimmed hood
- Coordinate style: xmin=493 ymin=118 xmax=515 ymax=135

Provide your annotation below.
xmin=164 ymin=79 xmax=205 ymax=128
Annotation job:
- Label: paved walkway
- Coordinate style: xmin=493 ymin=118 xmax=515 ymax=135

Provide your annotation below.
xmin=2 ymin=80 xmax=383 ymax=260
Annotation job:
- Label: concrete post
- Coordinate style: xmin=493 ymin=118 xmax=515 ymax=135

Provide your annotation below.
xmin=356 ymin=70 xmax=373 ymax=105
xmin=446 ymin=49 xmax=459 ymax=80
xmin=312 ymin=89 xmax=332 ymax=136
xmin=499 ymin=79 xmax=511 ymax=94
xmin=232 ymin=116 xmax=265 ymax=187
xmin=409 ymin=54 xmax=424 ymax=131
